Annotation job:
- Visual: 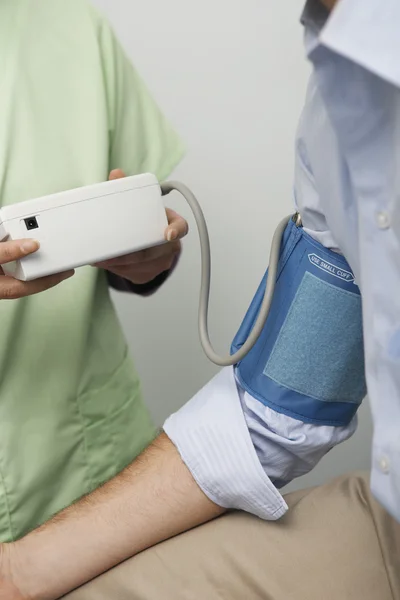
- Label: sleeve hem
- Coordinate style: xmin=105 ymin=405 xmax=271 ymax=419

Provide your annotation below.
xmin=163 ymin=368 xmax=288 ymax=521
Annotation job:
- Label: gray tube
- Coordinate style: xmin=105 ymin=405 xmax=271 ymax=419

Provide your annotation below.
xmin=161 ymin=181 xmax=291 ymax=367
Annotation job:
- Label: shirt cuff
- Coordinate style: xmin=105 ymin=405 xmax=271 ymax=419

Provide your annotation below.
xmin=163 ymin=367 xmax=288 ymax=521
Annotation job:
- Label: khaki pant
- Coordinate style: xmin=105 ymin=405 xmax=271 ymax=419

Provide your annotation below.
xmin=66 ymin=472 xmax=400 ymax=600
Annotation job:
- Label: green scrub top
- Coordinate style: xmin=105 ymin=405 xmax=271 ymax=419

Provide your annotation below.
xmin=0 ymin=0 xmax=184 ymax=542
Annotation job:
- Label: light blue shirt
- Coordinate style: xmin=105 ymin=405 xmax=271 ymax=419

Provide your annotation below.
xmin=164 ymin=0 xmax=400 ymax=524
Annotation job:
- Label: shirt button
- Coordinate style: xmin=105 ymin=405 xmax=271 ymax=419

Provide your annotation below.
xmin=379 ymin=456 xmax=390 ymax=474
xmin=376 ymin=211 xmax=390 ymax=229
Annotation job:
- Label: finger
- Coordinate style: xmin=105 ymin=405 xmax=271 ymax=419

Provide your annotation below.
xmin=95 ymin=241 xmax=181 ymax=269
xmin=0 ymin=239 xmax=39 ymax=265
xmin=0 ymin=270 xmax=75 ymax=300
xmin=109 ymin=169 xmax=126 ymax=181
xmin=165 ymin=208 xmax=189 ymax=242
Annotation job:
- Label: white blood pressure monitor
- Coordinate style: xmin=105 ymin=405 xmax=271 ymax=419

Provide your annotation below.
xmin=0 ymin=174 xmax=168 ymax=281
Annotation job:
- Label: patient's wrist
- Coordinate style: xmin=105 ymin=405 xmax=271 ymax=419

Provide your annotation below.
xmin=3 ymin=539 xmax=57 ymax=600
xmin=0 ymin=541 xmax=35 ymax=600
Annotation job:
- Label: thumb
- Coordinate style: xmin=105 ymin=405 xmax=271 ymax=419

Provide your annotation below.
xmin=109 ymin=169 xmax=126 ymax=181
xmin=0 ymin=239 xmax=40 ymax=265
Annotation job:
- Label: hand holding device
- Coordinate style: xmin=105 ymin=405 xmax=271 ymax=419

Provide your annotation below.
xmin=95 ymin=170 xmax=187 ymax=285
xmin=0 ymin=237 xmax=73 ymax=299
xmin=0 ymin=170 xmax=188 ymax=289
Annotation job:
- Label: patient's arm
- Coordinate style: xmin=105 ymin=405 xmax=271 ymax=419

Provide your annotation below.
xmin=0 ymin=433 xmax=224 ymax=600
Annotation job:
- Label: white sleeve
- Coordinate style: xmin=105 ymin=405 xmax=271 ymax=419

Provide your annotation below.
xmin=163 ymin=367 xmax=288 ymax=521
xmin=164 ymin=366 xmax=356 ymax=519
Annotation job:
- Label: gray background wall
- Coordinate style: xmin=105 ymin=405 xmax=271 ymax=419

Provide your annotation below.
xmin=92 ymin=0 xmax=373 ymax=492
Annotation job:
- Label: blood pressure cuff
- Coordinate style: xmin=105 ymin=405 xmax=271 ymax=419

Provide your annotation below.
xmin=232 ymin=218 xmax=367 ymax=427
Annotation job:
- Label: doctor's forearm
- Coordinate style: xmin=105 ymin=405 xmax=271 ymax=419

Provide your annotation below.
xmin=4 ymin=433 xmax=223 ymax=600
